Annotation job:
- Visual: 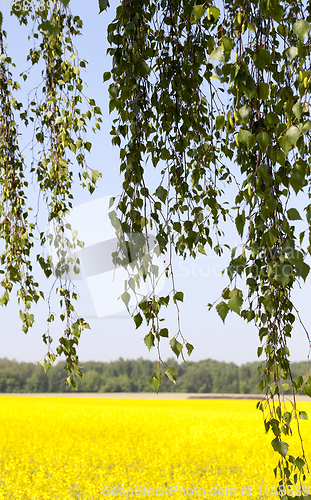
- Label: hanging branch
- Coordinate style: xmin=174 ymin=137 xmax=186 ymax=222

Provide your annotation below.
xmin=104 ymin=0 xmax=311 ymax=492
xmin=1 ymin=1 xmax=103 ymax=387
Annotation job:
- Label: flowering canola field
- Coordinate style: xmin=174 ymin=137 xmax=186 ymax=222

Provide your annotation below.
xmin=0 ymin=397 xmax=310 ymax=500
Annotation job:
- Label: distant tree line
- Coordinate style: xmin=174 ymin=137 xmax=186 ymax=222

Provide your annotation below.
xmin=0 ymin=358 xmax=308 ymax=394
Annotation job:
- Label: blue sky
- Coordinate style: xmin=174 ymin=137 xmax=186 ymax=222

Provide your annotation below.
xmin=0 ymin=0 xmax=310 ymax=367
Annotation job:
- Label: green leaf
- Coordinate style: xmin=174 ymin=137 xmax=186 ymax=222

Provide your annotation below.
xmin=144 ymin=332 xmax=155 ymax=351
xmin=275 ymin=263 xmax=291 ymax=287
xmin=238 ymin=105 xmax=251 ymax=122
xmin=278 ymin=126 xmax=300 ymax=154
xmin=266 ymin=198 xmax=277 ymax=214
xmin=270 ymin=2 xmax=283 ymax=22
xmin=38 ymin=21 xmax=61 ymax=38
xmin=121 ymin=291 xmax=130 ymax=310
xmin=99 ymin=0 xmax=110 ymax=13
xmin=210 ymin=46 xmax=224 ymax=61
xmin=282 ymin=383 xmax=290 ymax=391
xmin=299 ymin=120 xmax=311 ymax=134
xmin=271 ymin=438 xmax=289 ymax=457
xmin=161 ymin=148 xmax=170 ymax=160
xmin=215 ymin=115 xmax=225 ymax=129
xmin=216 ymin=301 xmax=229 ymax=322
xmin=165 ymin=366 xmax=177 ymax=383
xmin=238 ymin=129 xmax=252 ymax=145
xmin=300 ymin=262 xmax=310 ymax=281
xmin=221 ymin=36 xmax=234 ymax=60
xmin=159 ymin=328 xmax=169 ymax=337
xmin=256 ymin=132 xmax=270 ymax=151
xmin=288 ymin=249 xmax=304 ymax=271
xmin=193 ymin=4 xmax=205 ymax=20
xmin=170 ymin=337 xmax=183 ymax=358
xmin=295 ymin=457 xmax=305 ymax=471
xmin=258 ymin=379 xmax=266 ymax=391
xmin=149 ymin=376 xmax=160 ymax=393
xmin=293 ymin=375 xmax=304 ymax=391
xmin=292 ymin=101 xmax=303 ymax=120
xmin=299 ymin=411 xmax=308 ymax=420
xmin=285 ymin=46 xmax=298 ymax=62
xmin=92 ymin=170 xmax=100 ymax=182
xmin=287 ymin=208 xmax=302 ymax=220
xmin=0 ymin=13 xmax=2 ymax=29
xmin=228 ymin=290 xmax=243 ymax=314
xmin=255 ymin=48 xmax=271 ymax=70
xmin=133 ymin=312 xmax=143 ymax=329
xmin=154 ymin=366 xmax=162 ymax=382
xmin=103 ymin=71 xmax=111 ymax=82
xmin=186 ymin=342 xmax=194 ymax=356
xmin=259 ymin=82 xmax=269 ymax=101
xmin=275 ymin=149 xmax=285 ymax=166
xmin=60 ymin=0 xmax=70 ymax=6
xmin=283 ymin=412 xmax=291 ymax=424
xmin=209 ymin=7 xmax=220 ymax=21
xmin=173 ymin=221 xmax=181 ymax=233
xmin=304 ymin=383 xmax=311 ymax=397
xmin=286 ymin=126 xmax=300 ymax=146
xmin=155 ymin=186 xmax=168 ymax=203
xmin=242 ymin=77 xmax=256 ymax=100
xmin=235 ymin=210 xmax=245 ymax=237
xmin=278 ymin=136 xmax=292 ymax=155
xmin=293 ymin=19 xmax=311 ymax=42
xmin=173 ymin=291 xmax=184 ymax=303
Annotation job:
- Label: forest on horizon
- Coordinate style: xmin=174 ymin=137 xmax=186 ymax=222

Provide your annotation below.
xmin=0 ymin=358 xmax=309 ymax=394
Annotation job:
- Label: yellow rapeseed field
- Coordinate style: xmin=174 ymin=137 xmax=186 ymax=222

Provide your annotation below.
xmin=0 ymin=397 xmax=310 ymax=500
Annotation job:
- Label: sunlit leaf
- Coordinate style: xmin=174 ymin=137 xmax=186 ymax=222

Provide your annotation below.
xmin=293 ymin=19 xmax=311 ymax=42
